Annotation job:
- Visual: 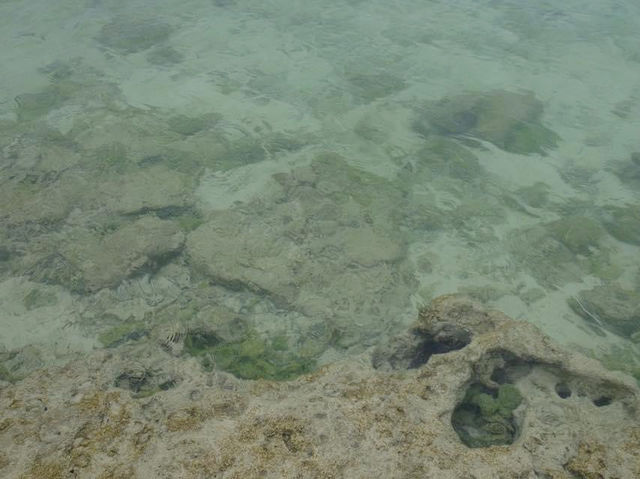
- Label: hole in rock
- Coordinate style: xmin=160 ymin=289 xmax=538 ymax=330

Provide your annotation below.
xmin=490 ymin=351 xmax=533 ymax=384
xmin=372 ymin=321 xmax=472 ymax=370
xmin=115 ymin=370 xmax=151 ymax=393
xmin=184 ymin=329 xmax=222 ymax=351
xmin=451 ymin=382 xmax=523 ymax=448
xmin=593 ymin=396 xmax=612 ymax=407
xmin=114 ymin=368 xmax=178 ymax=397
xmin=408 ymin=334 xmax=470 ymax=368
xmin=555 ymin=382 xmax=572 ymax=399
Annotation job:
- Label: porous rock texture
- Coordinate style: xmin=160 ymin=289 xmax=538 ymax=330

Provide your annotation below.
xmin=1 ymin=295 xmax=638 ymax=478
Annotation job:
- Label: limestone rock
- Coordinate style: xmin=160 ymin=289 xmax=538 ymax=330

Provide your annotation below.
xmin=0 ymin=296 xmax=638 ymax=478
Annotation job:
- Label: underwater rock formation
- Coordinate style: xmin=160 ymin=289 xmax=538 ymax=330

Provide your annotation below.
xmin=1 ymin=295 xmax=638 ymax=478
xmin=27 ymin=216 xmax=185 ymax=293
xmin=603 ymin=204 xmax=640 ymax=246
xmin=188 ymin=153 xmax=415 ymax=349
xmin=506 ymin=220 xmax=616 ymax=288
xmin=570 ymin=283 xmax=640 ymax=338
xmin=613 ymin=151 xmax=640 ymax=185
xmin=414 ymin=90 xmax=560 ymax=155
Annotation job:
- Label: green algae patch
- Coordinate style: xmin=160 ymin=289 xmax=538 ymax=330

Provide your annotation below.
xmin=98 ymin=321 xmax=148 ymax=348
xmin=507 ymin=213 xmax=618 ymax=286
xmin=114 ymin=367 xmax=176 ymax=398
xmin=452 ymin=383 xmax=523 ymax=448
xmin=415 ymin=90 xmax=560 ymax=155
xmin=184 ymin=329 xmax=316 ymax=381
xmin=0 ymin=346 xmax=43 ymax=383
xmin=501 ymin=122 xmax=559 ymax=155
xmin=271 ymin=334 xmax=289 ymax=351
xmin=598 ymin=346 xmax=640 ymax=386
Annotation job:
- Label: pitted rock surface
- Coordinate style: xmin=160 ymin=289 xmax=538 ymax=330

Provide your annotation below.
xmin=0 ymin=295 xmax=638 ymax=478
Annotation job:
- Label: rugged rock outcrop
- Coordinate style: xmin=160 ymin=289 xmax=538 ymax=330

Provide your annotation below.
xmin=1 ymin=296 xmax=638 ymax=478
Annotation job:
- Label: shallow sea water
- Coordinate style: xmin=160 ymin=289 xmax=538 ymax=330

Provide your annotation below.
xmin=1 ymin=0 xmax=639 ymax=386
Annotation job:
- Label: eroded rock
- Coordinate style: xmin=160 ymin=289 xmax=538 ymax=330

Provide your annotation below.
xmin=0 ymin=296 xmax=638 ymax=478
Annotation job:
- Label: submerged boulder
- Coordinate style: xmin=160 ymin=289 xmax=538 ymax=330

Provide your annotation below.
xmin=414 ymin=90 xmax=560 ymax=155
xmin=603 ymin=204 xmax=640 ymax=245
xmin=570 ymin=283 xmax=640 ymax=338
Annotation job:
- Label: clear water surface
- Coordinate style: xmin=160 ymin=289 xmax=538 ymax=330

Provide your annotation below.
xmin=1 ymin=0 xmax=639 ymax=387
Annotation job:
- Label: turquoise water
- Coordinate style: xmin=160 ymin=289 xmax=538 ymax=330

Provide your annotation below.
xmin=1 ymin=0 xmax=639 ymax=385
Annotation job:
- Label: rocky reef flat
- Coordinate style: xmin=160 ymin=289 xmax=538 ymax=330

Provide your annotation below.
xmin=1 ymin=295 xmax=638 ymax=478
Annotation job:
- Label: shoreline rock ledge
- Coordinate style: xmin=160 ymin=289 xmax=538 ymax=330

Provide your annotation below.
xmin=1 ymin=295 xmax=639 ymax=478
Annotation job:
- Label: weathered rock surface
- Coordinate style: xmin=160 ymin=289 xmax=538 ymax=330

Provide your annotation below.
xmin=24 ymin=216 xmax=185 ymax=293
xmin=188 ymin=154 xmax=414 ymax=347
xmin=1 ymin=296 xmax=638 ymax=478
xmin=91 ymin=165 xmax=192 ymax=216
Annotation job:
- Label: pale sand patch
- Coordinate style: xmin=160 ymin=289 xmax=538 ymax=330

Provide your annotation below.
xmin=0 ymin=278 xmax=96 ymax=354
xmin=196 ymin=152 xmax=308 ymax=210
